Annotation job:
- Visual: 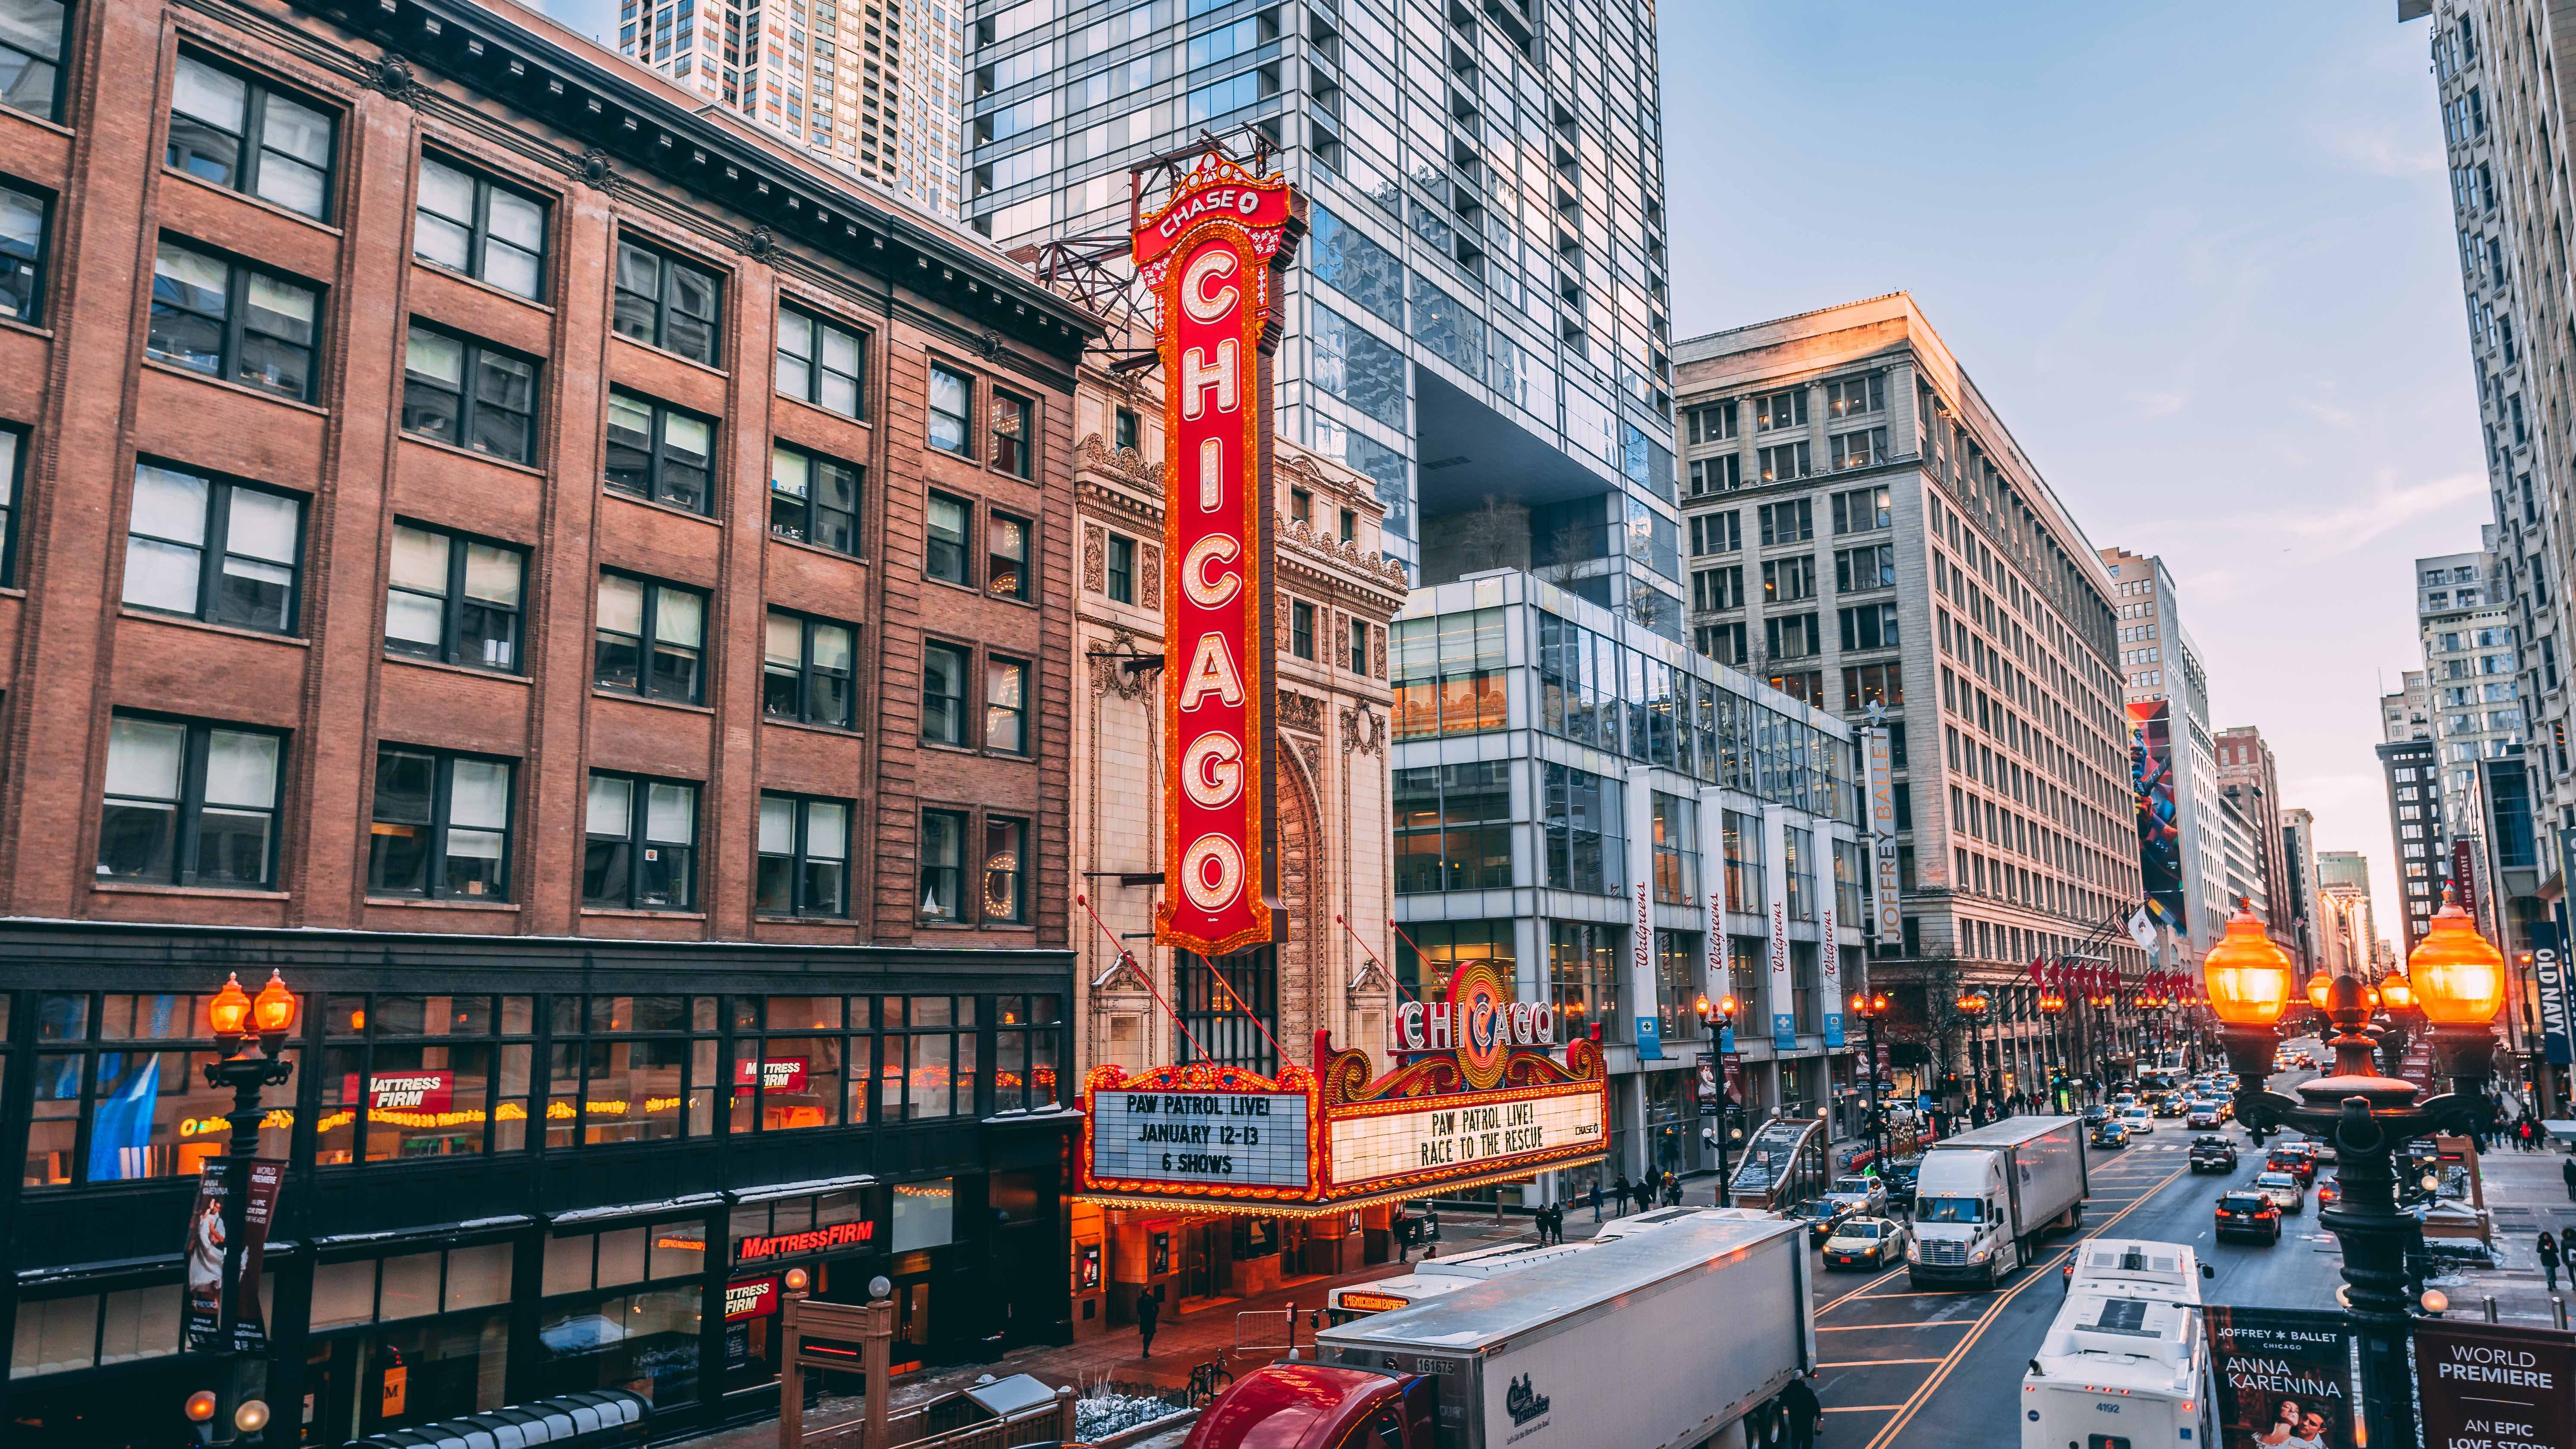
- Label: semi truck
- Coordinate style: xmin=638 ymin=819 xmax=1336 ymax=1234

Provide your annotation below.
xmin=2020 ymin=1238 xmax=2218 ymax=1449
xmin=1322 ymin=1207 xmax=1771 ymax=1323
xmin=1906 ymin=1115 xmax=2087 ymax=1289
xmin=1184 ymin=1215 xmax=1815 ymax=1449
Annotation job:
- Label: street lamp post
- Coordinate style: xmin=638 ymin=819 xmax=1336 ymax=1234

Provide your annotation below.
xmin=2038 ymin=990 xmax=2066 ymax=1111
xmin=1850 ymin=992 xmax=1889 ymax=1164
xmin=1695 ymin=994 xmax=1741 ymax=1196
xmin=197 ymin=971 xmax=298 ymax=1445
xmin=2206 ymin=898 xmax=2504 ymax=1449
xmin=1955 ymin=989 xmax=1991 ymax=1120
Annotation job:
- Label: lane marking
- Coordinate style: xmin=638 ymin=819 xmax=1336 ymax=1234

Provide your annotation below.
xmin=1859 ymin=1163 xmax=2190 ymax=1449
xmin=1857 ymin=1289 xmax=2001 ymax=1300
xmin=1818 ymin=1359 xmax=1945 ymax=1367
xmin=1818 ymin=1319 xmax=1975 ymax=1331
xmin=1817 ymin=1264 xmax=1910 ymax=1314
xmin=1824 ymin=1405 xmax=1909 ymax=1412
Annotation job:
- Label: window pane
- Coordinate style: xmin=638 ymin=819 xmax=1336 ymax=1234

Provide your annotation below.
xmin=596 ymin=575 xmax=643 ymax=634
xmin=202 ymin=730 xmax=278 ymax=808
xmin=450 ymin=758 xmax=510 ymax=830
xmin=171 ymin=56 xmax=247 ymax=134
xmin=654 ymin=588 xmax=702 ymax=647
xmin=487 ymin=189 xmax=544 ymax=250
xmin=814 ymin=623 xmax=852 ymax=674
xmin=225 ymin=488 xmax=299 ymax=563
xmin=585 ymin=774 xmax=632 ymax=835
xmin=764 ymin=612 xmax=801 ymax=667
xmin=131 ymin=464 xmax=209 ymax=546
xmin=390 ymin=525 xmax=449 ymax=593
xmin=808 ymin=801 xmax=848 ymax=859
xmin=106 ymin=718 xmax=185 ymax=799
xmin=645 ymin=783 xmax=693 ymax=844
xmin=463 ymin=543 xmax=520 ymax=606
xmin=758 ymin=794 xmax=795 ymax=854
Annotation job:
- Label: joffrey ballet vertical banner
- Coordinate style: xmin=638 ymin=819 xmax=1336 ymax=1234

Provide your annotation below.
xmin=1135 ymin=154 xmax=1305 ymax=956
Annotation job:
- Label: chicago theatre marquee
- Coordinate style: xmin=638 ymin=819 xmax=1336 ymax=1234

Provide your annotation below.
xmin=1055 ymin=148 xmax=1604 ymax=1333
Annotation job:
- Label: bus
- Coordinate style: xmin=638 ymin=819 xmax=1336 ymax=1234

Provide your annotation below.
xmin=2022 ymin=1239 xmax=2217 ymax=1449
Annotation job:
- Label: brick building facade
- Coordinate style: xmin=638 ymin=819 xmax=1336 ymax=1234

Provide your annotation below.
xmin=0 ymin=0 xmax=1092 ymax=1440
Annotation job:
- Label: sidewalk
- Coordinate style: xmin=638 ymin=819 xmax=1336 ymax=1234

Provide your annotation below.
xmin=2428 ymin=1140 xmax=2576 ymax=1326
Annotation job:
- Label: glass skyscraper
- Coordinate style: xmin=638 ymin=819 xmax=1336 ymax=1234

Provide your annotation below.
xmin=964 ymin=0 xmax=1680 ymax=630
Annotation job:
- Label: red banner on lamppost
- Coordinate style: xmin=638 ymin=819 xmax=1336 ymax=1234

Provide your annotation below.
xmin=1134 ymin=152 xmax=1303 ymax=958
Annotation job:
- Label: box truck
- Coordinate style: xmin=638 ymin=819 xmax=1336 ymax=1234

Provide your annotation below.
xmin=1185 ymin=1215 xmax=1816 ymax=1449
xmin=2020 ymin=1238 xmax=2218 ymax=1449
xmin=1906 ymin=1115 xmax=2088 ymax=1289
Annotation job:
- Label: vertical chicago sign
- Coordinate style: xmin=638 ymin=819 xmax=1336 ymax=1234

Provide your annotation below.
xmin=1134 ymin=154 xmax=1305 ymax=956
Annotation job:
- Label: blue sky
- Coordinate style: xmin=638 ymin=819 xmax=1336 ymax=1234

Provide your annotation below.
xmin=1658 ymin=1 xmax=2475 ymax=934
xmin=537 ymin=0 xmax=2467 ymax=932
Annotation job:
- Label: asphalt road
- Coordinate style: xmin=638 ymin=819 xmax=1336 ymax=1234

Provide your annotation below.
xmin=1807 ymin=1050 xmax=2336 ymax=1449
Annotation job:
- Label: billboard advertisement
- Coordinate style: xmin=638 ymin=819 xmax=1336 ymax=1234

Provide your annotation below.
xmin=2415 ymin=1319 xmax=2576 ymax=1449
xmin=1864 ymin=729 xmax=1901 ymax=940
xmin=1137 ymin=152 xmax=1303 ymax=957
xmin=2202 ymin=1306 xmax=2357 ymax=1449
xmin=2128 ymin=700 xmax=2186 ymax=933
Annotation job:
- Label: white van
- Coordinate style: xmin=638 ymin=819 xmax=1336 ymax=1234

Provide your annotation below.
xmin=2021 ymin=1239 xmax=2219 ymax=1449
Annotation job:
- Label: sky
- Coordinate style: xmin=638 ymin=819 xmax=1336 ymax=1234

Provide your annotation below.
xmin=1658 ymin=1 xmax=2479 ymax=936
xmin=537 ymin=0 xmax=2468 ymax=932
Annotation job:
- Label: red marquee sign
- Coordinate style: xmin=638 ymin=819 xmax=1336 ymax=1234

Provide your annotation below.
xmin=1134 ymin=152 xmax=1304 ymax=958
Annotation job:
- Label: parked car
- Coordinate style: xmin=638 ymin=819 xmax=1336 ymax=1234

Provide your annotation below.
xmin=2215 ymin=1190 xmax=2283 ymax=1243
xmin=1821 ymin=1215 xmax=1908 ymax=1269
xmin=1825 ymin=1174 xmax=1889 ymax=1216
xmin=2267 ymin=1147 xmax=2317 ymax=1185
xmin=1791 ymin=1198 xmax=1858 ymax=1246
xmin=2188 ymin=1136 xmax=2238 ymax=1173
xmin=2121 ymin=1107 xmax=2156 ymax=1135
xmin=2091 ymin=1120 xmax=2132 ymax=1149
xmin=2252 ymin=1171 xmax=2306 ymax=1214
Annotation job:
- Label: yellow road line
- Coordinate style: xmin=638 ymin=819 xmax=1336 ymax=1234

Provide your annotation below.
xmin=1858 ymin=1289 xmax=2001 ymax=1300
xmin=1817 ymin=1319 xmax=1976 ymax=1330
xmin=1818 ymin=1359 xmax=1945 ymax=1367
xmin=1824 ymin=1405 xmax=1909 ymax=1412
xmin=1817 ymin=1263 xmax=1909 ymax=1314
xmin=1860 ymin=1164 xmax=2189 ymax=1449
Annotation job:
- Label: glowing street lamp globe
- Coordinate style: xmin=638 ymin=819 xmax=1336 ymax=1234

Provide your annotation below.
xmin=2408 ymin=899 xmax=2507 ymax=1028
xmin=2202 ymin=906 xmax=2293 ymax=1029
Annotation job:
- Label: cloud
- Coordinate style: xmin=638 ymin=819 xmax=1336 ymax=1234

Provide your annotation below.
xmin=2310 ymin=120 xmax=2446 ymax=179
xmin=2255 ymin=470 xmax=2489 ymax=558
xmin=2128 ymin=389 xmax=2188 ymax=419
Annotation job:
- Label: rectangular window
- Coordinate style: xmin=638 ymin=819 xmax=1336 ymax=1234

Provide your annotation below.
xmin=1349 ymin=617 xmax=1369 ymax=674
xmin=1689 ymin=511 xmax=1740 ymax=555
xmin=402 ymin=323 xmax=538 ymax=464
xmin=413 ymin=156 xmax=545 ymax=300
xmin=922 ymin=640 xmax=969 ymax=746
xmin=1690 ymin=454 xmax=1741 ymax=494
xmin=1761 ymin=555 xmax=1815 ymax=603
xmin=1691 ymin=566 xmax=1741 ymax=613
xmin=925 ymin=490 xmax=971 ymax=583
xmin=0 ymin=0 xmax=66 ymax=123
xmin=1758 ymin=499 xmax=1812 ymax=545
xmin=774 ymin=305 xmax=864 ymax=417
xmin=1834 ymin=544 xmax=1895 ymax=593
xmin=123 ymin=461 xmax=304 ymax=634
xmin=1392 ymin=761 xmax=1513 ymax=894
xmin=1756 ymin=442 xmax=1810 ymax=483
xmin=593 ymin=574 xmax=706 ymax=703
xmin=0 ymin=180 xmax=49 ymax=324
xmin=582 ymin=773 xmax=698 ymax=910
xmin=1697 ymin=621 xmax=1747 ymax=666
xmin=1106 ymin=533 xmax=1135 ymax=603
xmin=369 ymin=746 xmax=513 ymax=900
xmin=1831 ymin=486 xmax=1892 ymax=534
xmin=1688 ymin=400 xmax=1738 ymax=442
xmin=983 ymin=816 xmax=1028 ymax=924
xmin=919 ymin=808 xmax=966 ymax=922
xmin=147 ymin=239 xmax=320 ymax=401
xmin=761 ymin=610 xmax=858 ymax=728
xmin=1843 ymin=661 xmax=1904 ymax=712
xmin=603 ymin=390 xmax=715 ymax=514
xmin=985 ymin=656 xmax=1029 ymax=754
xmin=927 ymin=363 xmax=973 ymax=456
xmin=1824 ymin=372 xmax=1885 ymax=419
xmin=1830 ymin=428 xmax=1888 ymax=469
xmin=987 ymin=509 xmax=1031 ymax=601
xmin=1765 ymin=612 xmax=1821 ymax=660
xmin=990 ymin=389 xmax=1033 ymax=477
xmin=755 ymin=792 xmax=849 ymax=916
xmin=384 ymin=523 xmax=523 ymax=671
xmin=1114 ymin=408 xmax=1138 ymax=450
xmin=767 ymin=443 xmax=861 ymax=554
xmin=1540 ymin=762 xmax=1622 ymax=895
xmin=1754 ymin=388 xmax=1807 ymax=431
xmin=1292 ymin=600 xmax=1316 ymax=659
xmin=98 ymin=716 xmax=283 ymax=888
xmin=611 ymin=239 xmax=721 ymax=364
xmin=0 ymin=425 xmax=20 ymax=586
xmin=167 ymin=53 xmax=336 ymax=220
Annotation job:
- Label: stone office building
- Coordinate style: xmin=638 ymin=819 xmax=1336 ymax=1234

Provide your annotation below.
xmin=1673 ymin=295 xmax=2150 ymax=1104
xmin=0 ymin=0 xmax=1091 ymax=1440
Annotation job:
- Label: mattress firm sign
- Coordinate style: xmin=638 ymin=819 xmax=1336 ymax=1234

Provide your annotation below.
xmin=1090 ymin=1088 xmax=1311 ymax=1191
xmin=1329 ymin=1089 xmax=1605 ymax=1189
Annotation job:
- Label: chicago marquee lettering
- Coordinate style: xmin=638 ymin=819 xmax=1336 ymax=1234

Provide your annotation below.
xmin=1137 ymin=155 xmax=1303 ymax=957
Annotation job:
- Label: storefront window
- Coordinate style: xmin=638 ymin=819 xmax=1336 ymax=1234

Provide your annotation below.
xmin=991 ymin=996 xmax=1062 ymax=1112
xmin=537 ymin=1288 xmax=701 ymax=1407
xmin=22 ymin=993 xmax=295 ymax=1187
xmin=303 ymin=1242 xmax=517 ymax=1440
xmin=11 ymin=1282 xmax=182 ymax=1377
xmin=316 ymin=994 xmax=535 ymax=1165
xmin=544 ymin=996 xmax=719 ymax=1148
xmin=879 ymin=997 xmax=978 ymax=1120
xmin=730 ymin=995 xmax=855 ymax=1132
xmin=891 ymin=1179 xmax=954 ymax=1253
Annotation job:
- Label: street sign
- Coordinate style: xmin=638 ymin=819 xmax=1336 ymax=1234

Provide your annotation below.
xmin=2415 ymin=1319 xmax=2576 ymax=1449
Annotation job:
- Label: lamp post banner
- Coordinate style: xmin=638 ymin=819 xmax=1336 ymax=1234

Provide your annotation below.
xmin=2415 ymin=1319 xmax=2576 ymax=1449
xmin=1137 ymin=152 xmax=1303 ymax=957
xmin=1764 ymin=805 xmax=1793 ymax=1050
xmin=181 ymin=1156 xmax=286 ymax=1353
xmin=2535 ymin=919 xmax=2572 ymax=1067
xmin=2200 ymin=1306 xmax=2357 ymax=1449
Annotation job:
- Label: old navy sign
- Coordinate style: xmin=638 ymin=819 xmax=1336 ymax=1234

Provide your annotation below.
xmin=1137 ymin=154 xmax=1303 ymax=957
xmin=2537 ymin=918 xmax=2572 ymax=1066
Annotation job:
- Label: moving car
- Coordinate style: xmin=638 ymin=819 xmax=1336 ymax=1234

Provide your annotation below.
xmin=2081 ymin=1104 xmax=2110 ymax=1125
xmin=2154 ymin=1094 xmax=2185 ymax=1118
xmin=2292 ymin=1133 xmax=2336 ymax=1165
xmin=2316 ymin=1176 xmax=2341 ymax=1208
xmin=2121 ymin=1106 xmax=2156 ymax=1135
xmin=1791 ymin=1197 xmax=1858 ymax=1245
xmin=2251 ymin=1171 xmax=2306 ymax=1214
xmin=1825 ymin=1174 xmax=1889 ymax=1216
xmin=2187 ymin=1136 xmax=2237 ymax=1173
xmin=2091 ymin=1120 xmax=2131 ymax=1149
xmin=2184 ymin=1102 xmax=2222 ymax=1129
xmin=2214 ymin=1191 xmax=2282 ymax=1244
xmin=1822 ymin=1215 xmax=1908 ymax=1269
xmin=2266 ymin=1146 xmax=2316 ymax=1185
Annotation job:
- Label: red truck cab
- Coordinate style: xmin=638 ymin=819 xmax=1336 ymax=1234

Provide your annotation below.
xmin=1183 ymin=1363 xmax=1434 ymax=1449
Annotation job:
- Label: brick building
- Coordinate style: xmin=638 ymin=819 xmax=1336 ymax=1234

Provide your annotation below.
xmin=0 ymin=0 xmax=1093 ymax=1440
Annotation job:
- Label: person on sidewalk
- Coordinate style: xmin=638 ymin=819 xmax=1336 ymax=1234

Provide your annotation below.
xmin=2563 ymin=1156 xmax=2576 ymax=1203
xmin=1779 ymin=1369 xmax=1822 ymax=1449
xmin=2559 ymin=1224 xmax=2575 ymax=1271
xmin=1611 ymin=1173 xmax=1633 ymax=1218
xmin=1588 ymin=1181 xmax=1604 ymax=1223
xmin=1136 ymin=1284 xmax=1164 ymax=1359
xmin=2540 ymin=1230 xmax=2561 ymax=1292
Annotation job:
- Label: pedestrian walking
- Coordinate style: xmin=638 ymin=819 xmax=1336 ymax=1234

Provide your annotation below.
xmin=2563 ymin=1157 xmax=2576 ymax=1203
xmin=1779 ymin=1369 xmax=1822 ymax=1449
xmin=1136 ymin=1283 xmax=1164 ymax=1359
xmin=1611 ymin=1173 xmax=1631 ymax=1218
xmin=1588 ymin=1180 xmax=1604 ymax=1223
xmin=2543 ymin=1231 xmax=2563 ymax=1291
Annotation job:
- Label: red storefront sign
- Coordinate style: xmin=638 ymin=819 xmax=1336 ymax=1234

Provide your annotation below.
xmin=1134 ymin=152 xmax=1303 ymax=958
xmin=357 ymin=1070 xmax=455 ymax=1113
xmin=735 ymin=1219 xmax=873 ymax=1263
xmin=725 ymin=1276 xmax=781 ymax=1321
xmin=733 ymin=1057 xmax=811 ymax=1093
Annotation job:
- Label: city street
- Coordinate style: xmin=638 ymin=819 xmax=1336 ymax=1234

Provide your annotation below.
xmin=1811 ymin=1060 xmax=2334 ymax=1448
